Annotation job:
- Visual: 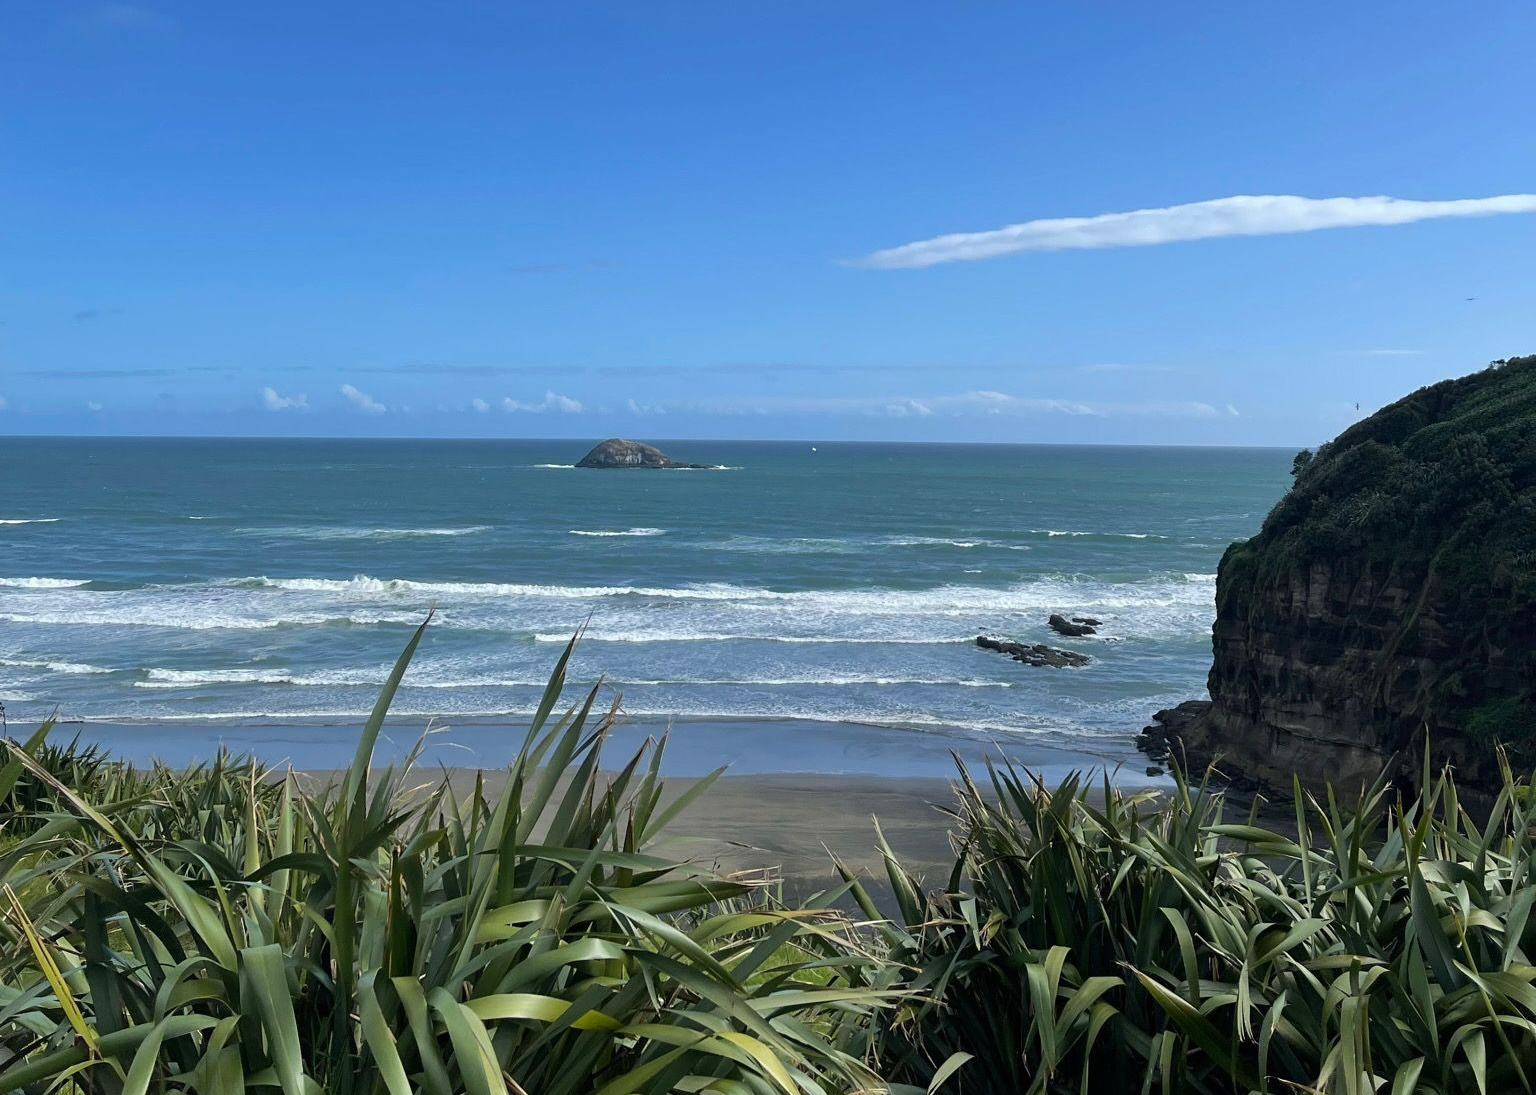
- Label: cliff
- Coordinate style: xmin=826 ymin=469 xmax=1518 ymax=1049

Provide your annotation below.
xmin=1146 ymin=355 xmax=1536 ymax=796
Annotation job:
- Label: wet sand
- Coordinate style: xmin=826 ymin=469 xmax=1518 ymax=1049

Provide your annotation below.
xmin=57 ymin=714 xmax=1171 ymax=898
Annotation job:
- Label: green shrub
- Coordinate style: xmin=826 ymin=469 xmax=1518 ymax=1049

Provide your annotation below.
xmin=843 ymin=755 xmax=1536 ymax=1094
xmin=1467 ymin=696 xmax=1536 ymax=748
xmin=0 ymin=623 xmax=889 ymax=1095
xmin=1256 ymin=355 xmax=1536 ymax=585
xmin=9 ymin=625 xmax=1536 ymax=1094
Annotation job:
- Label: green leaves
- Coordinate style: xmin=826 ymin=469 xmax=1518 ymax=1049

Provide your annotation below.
xmin=9 ymin=616 xmax=1536 ymax=1094
xmin=0 ymin=620 xmax=888 ymax=1095
xmin=846 ymin=750 xmax=1536 ymax=1094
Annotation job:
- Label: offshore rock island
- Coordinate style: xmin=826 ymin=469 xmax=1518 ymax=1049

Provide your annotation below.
xmin=575 ymin=438 xmax=720 ymax=469
xmin=1144 ymin=354 xmax=1536 ymax=797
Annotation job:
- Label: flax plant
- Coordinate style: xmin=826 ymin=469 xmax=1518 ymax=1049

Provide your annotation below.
xmin=845 ymin=754 xmax=1536 ymax=1095
xmin=0 ymin=621 xmax=891 ymax=1095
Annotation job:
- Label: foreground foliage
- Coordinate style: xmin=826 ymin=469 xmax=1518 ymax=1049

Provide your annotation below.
xmin=849 ymin=757 xmax=1536 ymax=1094
xmin=0 ymin=623 xmax=887 ymax=1095
xmin=6 ymin=620 xmax=1536 ymax=1094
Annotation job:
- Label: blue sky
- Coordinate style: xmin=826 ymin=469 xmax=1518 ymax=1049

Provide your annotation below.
xmin=2 ymin=2 xmax=1533 ymax=445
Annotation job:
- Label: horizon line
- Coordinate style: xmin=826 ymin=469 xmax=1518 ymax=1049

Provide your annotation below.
xmin=0 ymin=432 xmax=1303 ymax=450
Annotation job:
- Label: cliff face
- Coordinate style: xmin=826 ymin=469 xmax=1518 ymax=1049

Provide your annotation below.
xmin=1154 ymin=356 xmax=1536 ymax=796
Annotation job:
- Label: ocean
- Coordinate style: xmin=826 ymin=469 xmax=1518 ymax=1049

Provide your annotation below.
xmin=0 ymin=437 xmax=1292 ymax=760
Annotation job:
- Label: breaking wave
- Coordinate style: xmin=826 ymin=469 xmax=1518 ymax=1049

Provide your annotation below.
xmin=236 ymin=526 xmax=490 ymax=540
xmin=0 ymin=657 xmax=114 ymax=675
xmin=1032 ymin=529 xmax=1171 ymax=540
xmin=569 ymin=527 xmax=665 ymax=537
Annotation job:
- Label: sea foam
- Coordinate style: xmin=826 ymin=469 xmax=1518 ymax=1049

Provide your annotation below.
xmin=569 ymin=527 xmax=665 ymax=537
xmin=0 ymin=657 xmax=114 ymax=675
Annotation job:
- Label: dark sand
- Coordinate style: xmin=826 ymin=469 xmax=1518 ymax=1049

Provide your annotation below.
xmin=60 ymin=715 xmax=1172 ymax=898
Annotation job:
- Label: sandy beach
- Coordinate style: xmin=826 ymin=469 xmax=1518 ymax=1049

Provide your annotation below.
xmin=56 ymin=714 xmax=1169 ymax=895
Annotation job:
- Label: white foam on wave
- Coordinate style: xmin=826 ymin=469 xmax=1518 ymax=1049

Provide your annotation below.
xmin=0 ymin=518 xmax=60 ymax=525
xmin=1034 ymin=529 xmax=1170 ymax=540
xmin=0 ymin=657 xmax=114 ymax=675
xmin=711 ymin=534 xmax=1004 ymax=554
xmin=534 ymin=631 xmax=974 ymax=645
xmin=631 ymin=675 xmax=1007 ymax=687
xmin=0 ymin=576 xmax=90 ymax=588
xmin=244 ymin=575 xmax=772 ymax=599
xmin=239 ymin=573 xmax=1208 ymax=608
xmin=141 ymin=667 xmax=295 ymax=686
xmin=140 ymin=667 xmax=404 ymax=688
xmin=1184 ymin=573 xmax=1217 ymax=581
xmin=411 ymin=673 xmax=1007 ymax=688
xmin=237 ymin=526 xmax=490 ymax=540
xmin=224 ymin=572 xmax=1215 ymax=639
xmin=121 ymin=662 xmax=1011 ymax=691
xmin=880 ymin=535 xmax=1002 ymax=548
xmin=99 ymin=704 xmax=1045 ymax=733
xmin=569 ymin=527 xmax=665 ymax=537
xmin=0 ymin=610 xmax=423 ymax=631
xmin=528 ymin=464 xmax=575 ymax=469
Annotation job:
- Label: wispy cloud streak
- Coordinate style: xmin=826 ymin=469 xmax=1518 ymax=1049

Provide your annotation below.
xmin=854 ymin=193 xmax=1536 ymax=268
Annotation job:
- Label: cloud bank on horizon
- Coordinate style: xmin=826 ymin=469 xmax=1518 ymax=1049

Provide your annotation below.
xmin=854 ymin=193 xmax=1536 ymax=269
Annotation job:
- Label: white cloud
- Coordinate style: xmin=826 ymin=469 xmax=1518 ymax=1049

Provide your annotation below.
xmin=470 ymin=398 xmax=491 ymax=413
xmin=340 ymin=383 xmax=386 ymax=414
xmin=502 ymin=390 xmax=584 ymax=413
xmin=627 ymin=398 xmax=666 ymax=415
xmin=854 ymin=193 xmax=1536 ymax=268
xmin=261 ymin=386 xmax=309 ymax=411
xmin=1225 ymin=404 xmax=1241 ymax=416
xmin=86 ymin=401 xmax=104 ymax=412
xmin=0 ymin=396 xmax=7 ymax=411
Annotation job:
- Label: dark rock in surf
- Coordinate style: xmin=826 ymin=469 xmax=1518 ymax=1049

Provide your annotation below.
xmin=575 ymin=438 xmax=718 ymax=469
xmin=1135 ymin=699 xmax=1212 ymax=765
xmin=1048 ymin=614 xmax=1097 ymax=637
xmin=977 ymin=634 xmax=1090 ymax=668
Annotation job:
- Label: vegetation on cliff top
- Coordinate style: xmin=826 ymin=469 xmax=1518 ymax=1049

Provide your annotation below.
xmin=1215 ymin=354 xmax=1536 ymax=759
xmin=1228 ymin=354 xmax=1536 ymax=590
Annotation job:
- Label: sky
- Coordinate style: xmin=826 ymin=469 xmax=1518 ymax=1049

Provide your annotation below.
xmin=2 ymin=2 xmax=1534 ymax=446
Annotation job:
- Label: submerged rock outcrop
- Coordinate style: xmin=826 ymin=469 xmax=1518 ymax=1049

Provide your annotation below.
xmin=1147 ymin=356 xmax=1536 ymax=797
xmin=977 ymin=635 xmax=1090 ymax=668
xmin=575 ymin=439 xmax=717 ymax=469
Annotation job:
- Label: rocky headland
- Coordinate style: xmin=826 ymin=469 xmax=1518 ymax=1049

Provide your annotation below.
xmin=1143 ymin=355 xmax=1536 ymax=798
xmin=576 ymin=438 xmax=719 ymax=469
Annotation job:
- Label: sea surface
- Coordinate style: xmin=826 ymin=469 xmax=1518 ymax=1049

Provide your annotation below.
xmin=0 ymin=438 xmax=1292 ymax=758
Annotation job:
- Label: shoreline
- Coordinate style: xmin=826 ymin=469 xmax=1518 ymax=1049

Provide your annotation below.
xmin=42 ymin=713 xmax=1170 ymax=786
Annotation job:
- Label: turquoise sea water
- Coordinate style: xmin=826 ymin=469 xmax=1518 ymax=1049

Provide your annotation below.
xmin=0 ymin=438 xmax=1291 ymax=755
